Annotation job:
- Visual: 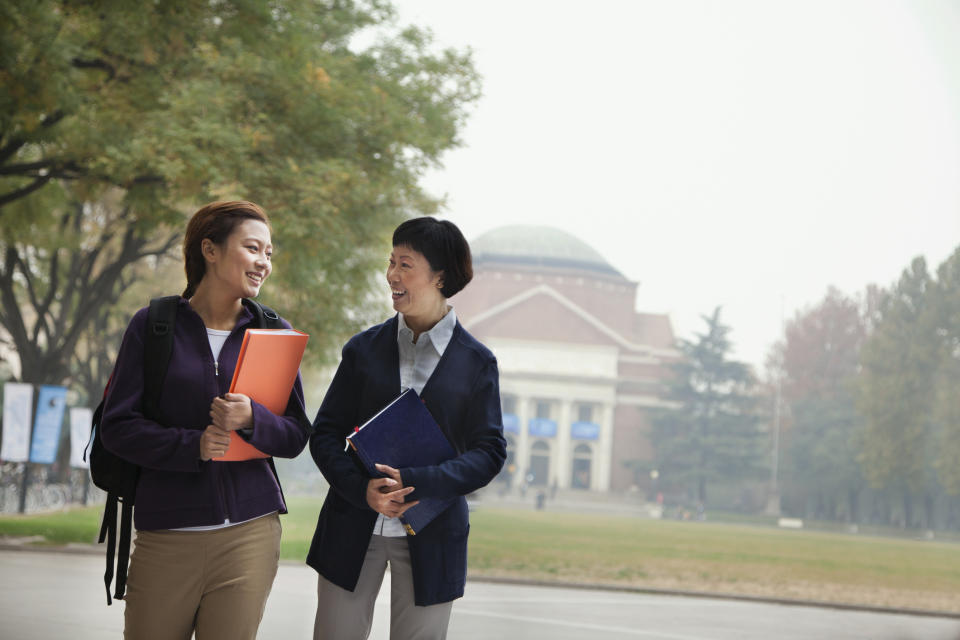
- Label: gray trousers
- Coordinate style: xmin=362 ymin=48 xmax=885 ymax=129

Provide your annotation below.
xmin=314 ymin=535 xmax=453 ymax=640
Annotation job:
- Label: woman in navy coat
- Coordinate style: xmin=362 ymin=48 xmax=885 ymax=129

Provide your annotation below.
xmin=307 ymin=217 xmax=506 ymax=639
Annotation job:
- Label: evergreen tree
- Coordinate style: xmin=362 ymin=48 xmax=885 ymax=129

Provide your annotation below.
xmin=652 ymin=307 xmax=766 ymax=506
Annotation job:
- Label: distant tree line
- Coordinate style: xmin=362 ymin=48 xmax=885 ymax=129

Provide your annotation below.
xmin=651 ymin=247 xmax=960 ymax=531
xmin=775 ymin=249 xmax=960 ymax=530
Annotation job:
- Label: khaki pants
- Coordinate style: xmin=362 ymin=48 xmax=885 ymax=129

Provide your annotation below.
xmin=314 ymin=535 xmax=453 ymax=640
xmin=123 ymin=513 xmax=281 ymax=640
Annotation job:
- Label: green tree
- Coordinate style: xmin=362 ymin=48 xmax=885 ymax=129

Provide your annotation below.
xmin=772 ymin=287 xmax=867 ymax=522
xmin=0 ymin=0 xmax=480 ymax=386
xmin=858 ymin=257 xmax=939 ymax=527
xmin=929 ymin=248 xmax=960 ymax=500
xmin=652 ymin=307 xmax=766 ymax=506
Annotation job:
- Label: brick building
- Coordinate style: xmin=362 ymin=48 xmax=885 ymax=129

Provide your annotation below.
xmin=451 ymin=225 xmax=679 ymax=493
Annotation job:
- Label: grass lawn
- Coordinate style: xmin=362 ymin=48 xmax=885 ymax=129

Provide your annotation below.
xmin=2 ymin=497 xmax=958 ymax=613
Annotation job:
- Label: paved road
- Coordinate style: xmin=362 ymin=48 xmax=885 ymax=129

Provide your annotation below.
xmin=2 ymin=549 xmax=959 ymax=639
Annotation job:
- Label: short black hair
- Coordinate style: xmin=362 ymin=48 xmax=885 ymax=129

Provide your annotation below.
xmin=392 ymin=217 xmax=473 ymax=298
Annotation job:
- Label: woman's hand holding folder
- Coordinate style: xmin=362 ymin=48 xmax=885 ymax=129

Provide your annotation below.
xmin=365 ymin=472 xmax=419 ymax=519
xmin=201 ymin=393 xmax=255 ymax=461
xmin=210 ymin=393 xmax=254 ymax=431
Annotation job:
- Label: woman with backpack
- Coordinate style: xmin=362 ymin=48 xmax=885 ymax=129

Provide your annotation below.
xmin=100 ymin=200 xmax=310 ymax=639
xmin=307 ymin=217 xmax=507 ymax=640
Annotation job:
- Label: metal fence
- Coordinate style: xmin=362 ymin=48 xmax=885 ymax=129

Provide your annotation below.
xmin=0 ymin=462 xmax=103 ymax=514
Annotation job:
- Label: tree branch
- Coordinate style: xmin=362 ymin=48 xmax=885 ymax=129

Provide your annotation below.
xmin=0 ymin=160 xmax=60 ymax=176
xmin=0 ymin=139 xmax=27 ymax=167
xmin=71 ymin=57 xmax=116 ymax=81
xmin=0 ymin=175 xmax=52 ymax=208
xmin=0 ymin=248 xmax=36 ymax=371
xmin=0 ymin=111 xmax=65 ymax=166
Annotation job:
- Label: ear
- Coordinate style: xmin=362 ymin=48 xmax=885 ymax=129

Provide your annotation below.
xmin=433 ymin=270 xmax=445 ymax=290
xmin=201 ymin=238 xmax=217 ymax=264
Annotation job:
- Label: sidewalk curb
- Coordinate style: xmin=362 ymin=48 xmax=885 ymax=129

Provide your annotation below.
xmin=3 ymin=543 xmax=957 ymax=621
xmin=0 ymin=542 xmax=102 ymax=556
xmin=464 ymin=575 xmax=960 ymax=621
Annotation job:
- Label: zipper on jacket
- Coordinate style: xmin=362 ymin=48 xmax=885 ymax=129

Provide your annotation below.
xmin=219 ymin=472 xmax=230 ymax=521
xmin=214 ymin=359 xmax=219 ymax=377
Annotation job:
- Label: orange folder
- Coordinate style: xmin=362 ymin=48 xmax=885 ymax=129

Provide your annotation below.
xmin=214 ymin=328 xmax=309 ymax=461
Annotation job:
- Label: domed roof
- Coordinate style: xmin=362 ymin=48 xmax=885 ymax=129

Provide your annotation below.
xmin=471 ymin=225 xmax=622 ymax=276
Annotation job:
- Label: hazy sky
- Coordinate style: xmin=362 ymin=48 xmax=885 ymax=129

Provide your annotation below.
xmin=392 ymin=0 xmax=960 ymax=370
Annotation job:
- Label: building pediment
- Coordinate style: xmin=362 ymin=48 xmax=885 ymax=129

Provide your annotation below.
xmin=462 ymin=284 xmax=675 ymax=358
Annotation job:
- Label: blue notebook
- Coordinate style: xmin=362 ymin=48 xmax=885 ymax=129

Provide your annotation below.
xmin=347 ymin=389 xmax=457 ymax=535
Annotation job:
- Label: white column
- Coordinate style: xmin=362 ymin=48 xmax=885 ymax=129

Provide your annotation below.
xmin=514 ymin=395 xmax=532 ymax=490
xmin=595 ymin=403 xmax=614 ymax=491
xmin=556 ymin=400 xmax=573 ymax=489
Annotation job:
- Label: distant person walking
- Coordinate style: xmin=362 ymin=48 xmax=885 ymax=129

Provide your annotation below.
xmin=308 ymin=217 xmax=507 ymax=640
xmin=100 ymin=201 xmax=310 ymax=639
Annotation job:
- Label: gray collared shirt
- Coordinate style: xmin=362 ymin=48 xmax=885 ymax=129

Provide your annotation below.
xmin=397 ymin=307 xmax=457 ymax=395
xmin=375 ymin=306 xmax=457 ymax=536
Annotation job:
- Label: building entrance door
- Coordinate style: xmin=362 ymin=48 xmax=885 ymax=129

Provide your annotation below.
xmin=528 ymin=440 xmax=550 ymax=486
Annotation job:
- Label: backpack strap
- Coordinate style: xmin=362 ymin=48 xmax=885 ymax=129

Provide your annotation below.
xmin=242 ymin=298 xmax=283 ymax=330
xmin=144 ymin=296 xmax=180 ymax=422
xmin=113 ymin=500 xmax=134 ymax=601
xmin=99 ymin=493 xmax=118 ymax=605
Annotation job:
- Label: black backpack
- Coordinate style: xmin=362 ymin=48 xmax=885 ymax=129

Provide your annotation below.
xmin=85 ymin=296 xmax=283 ymax=604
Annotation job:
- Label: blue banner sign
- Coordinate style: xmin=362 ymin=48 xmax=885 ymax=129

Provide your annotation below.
xmin=571 ymin=421 xmax=600 ymax=440
xmin=528 ymin=418 xmax=557 ymax=438
xmin=502 ymin=413 xmax=520 ymax=434
xmin=29 ymin=385 xmax=67 ymax=464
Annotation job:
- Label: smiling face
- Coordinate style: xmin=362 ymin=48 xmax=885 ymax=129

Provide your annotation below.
xmin=202 ymin=219 xmax=273 ymax=299
xmin=386 ymin=244 xmax=445 ymax=323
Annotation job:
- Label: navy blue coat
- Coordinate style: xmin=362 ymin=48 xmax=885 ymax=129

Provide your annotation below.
xmin=307 ymin=315 xmax=506 ymax=606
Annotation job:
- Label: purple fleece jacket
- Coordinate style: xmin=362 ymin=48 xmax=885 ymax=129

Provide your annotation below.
xmin=100 ymin=297 xmax=310 ymax=530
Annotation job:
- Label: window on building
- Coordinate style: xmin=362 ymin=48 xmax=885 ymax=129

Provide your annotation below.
xmin=497 ymin=435 xmax=517 ymax=492
xmin=576 ymin=404 xmax=594 ymax=423
xmin=535 ymin=400 xmax=552 ymax=419
xmin=502 ymin=395 xmax=517 ymax=415
xmin=528 ymin=440 xmax=550 ymax=487
xmin=572 ymin=443 xmax=592 ymax=490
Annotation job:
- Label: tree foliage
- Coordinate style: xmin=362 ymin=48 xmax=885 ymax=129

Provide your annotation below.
xmin=928 ymin=249 xmax=960 ymax=497
xmin=857 ymin=257 xmax=939 ymax=522
xmin=652 ymin=307 xmax=766 ymax=505
xmin=0 ymin=0 xmax=480 ymax=387
xmin=762 ymin=248 xmax=960 ymax=530
xmin=772 ymin=287 xmax=868 ymax=521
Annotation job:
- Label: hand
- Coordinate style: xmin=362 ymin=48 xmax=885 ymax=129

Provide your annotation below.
xmin=200 ymin=425 xmax=232 ymax=461
xmin=365 ymin=476 xmax=418 ymax=518
xmin=375 ymin=464 xmax=403 ymax=489
xmin=210 ymin=393 xmax=253 ymax=432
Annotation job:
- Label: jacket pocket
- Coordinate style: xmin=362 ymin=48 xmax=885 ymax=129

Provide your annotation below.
xmin=441 ymin=524 xmax=470 ymax=586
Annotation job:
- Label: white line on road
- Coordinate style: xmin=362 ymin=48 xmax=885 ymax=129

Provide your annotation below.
xmin=462 ymin=596 xmax=734 ymax=607
xmin=454 ymin=608 xmax=714 ymax=640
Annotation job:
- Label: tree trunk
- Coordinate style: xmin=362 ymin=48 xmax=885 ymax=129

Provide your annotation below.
xmin=924 ymin=493 xmax=935 ymax=530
